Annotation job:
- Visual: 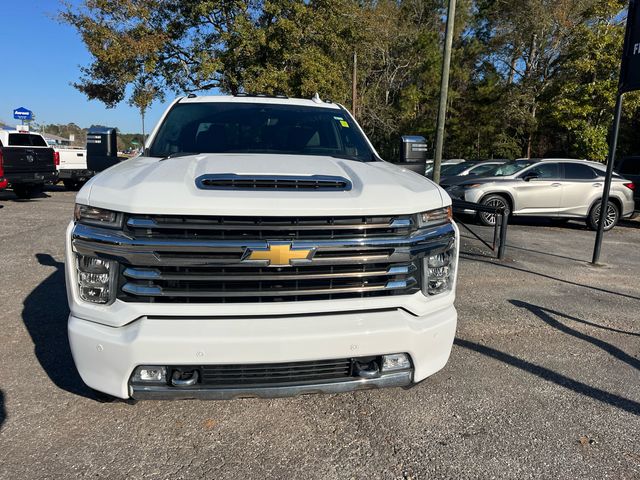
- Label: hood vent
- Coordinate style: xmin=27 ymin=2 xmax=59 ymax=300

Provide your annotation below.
xmin=196 ymin=174 xmax=352 ymax=191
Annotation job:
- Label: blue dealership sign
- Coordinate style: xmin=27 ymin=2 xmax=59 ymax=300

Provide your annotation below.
xmin=13 ymin=107 xmax=33 ymax=121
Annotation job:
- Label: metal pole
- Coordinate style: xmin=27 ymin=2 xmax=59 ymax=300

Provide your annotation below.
xmin=591 ymin=93 xmax=624 ymax=265
xmin=432 ymin=0 xmax=457 ymax=184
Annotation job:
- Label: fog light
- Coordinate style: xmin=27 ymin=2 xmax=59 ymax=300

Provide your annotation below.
xmin=132 ymin=366 xmax=167 ymax=383
xmin=382 ymin=353 xmax=411 ymax=371
xmin=76 ymin=255 xmax=117 ymax=304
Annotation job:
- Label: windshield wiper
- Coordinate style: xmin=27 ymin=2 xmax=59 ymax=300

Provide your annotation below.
xmin=160 ymin=151 xmax=200 ymax=161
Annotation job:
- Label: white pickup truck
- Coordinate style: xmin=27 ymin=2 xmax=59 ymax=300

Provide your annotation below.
xmin=53 ymin=146 xmax=92 ymax=190
xmin=65 ymin=95 xmax=459 ymax=400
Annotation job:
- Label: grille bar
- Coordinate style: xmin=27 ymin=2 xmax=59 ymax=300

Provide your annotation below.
xmin=124 ymin=213 xmax=415 ymax=240
xmin=123 ymin=264 xmax=414 ymax=281
xmin=121 ymin=278 xmax=418 ymax=298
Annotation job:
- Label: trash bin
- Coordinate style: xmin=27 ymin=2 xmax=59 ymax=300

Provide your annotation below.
xmin=86 ymin=126 xmax=119 ymax=172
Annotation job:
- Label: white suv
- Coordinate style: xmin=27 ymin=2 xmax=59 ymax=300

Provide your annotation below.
xmin=443 ymin=158 xmax=635 ymax=229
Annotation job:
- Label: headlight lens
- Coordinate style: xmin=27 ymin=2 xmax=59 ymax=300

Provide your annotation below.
xmin=76 ymin=254 xmax=117 ymax=304
xmin=462 ymin=183 xmax=482 ymax=189
xmin=422 ymin=243 xmax=456 ymax=296
xmin=74 ymin=204 xmax=123 ymax=228
xmin=415 ymin=206 xmax=452 ymax=228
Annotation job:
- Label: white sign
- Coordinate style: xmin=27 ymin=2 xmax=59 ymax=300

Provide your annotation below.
xmin=16 ymin=124 xmax=29 ymax=132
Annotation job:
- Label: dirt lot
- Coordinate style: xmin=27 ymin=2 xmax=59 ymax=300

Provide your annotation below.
xmin=0 ymin=188 xmax=638 ymax=479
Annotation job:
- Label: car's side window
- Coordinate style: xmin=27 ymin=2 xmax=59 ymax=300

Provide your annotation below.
xmin=524 ymin=163 xmax=560 ymax=179
xmin=562 ymin=162 xmax=598 ymax=180
xmin=469 ymin=164 xmax=495 ymax=176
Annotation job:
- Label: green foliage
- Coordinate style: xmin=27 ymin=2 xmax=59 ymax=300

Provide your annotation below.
xmin=62 ymin=0 xmax=639 ymax=160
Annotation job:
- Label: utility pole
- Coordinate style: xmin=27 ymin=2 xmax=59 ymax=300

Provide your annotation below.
xmin=352 ymin=51 xmax=357 ymax=117
xmin=432 ymin=0 xmax=457 ymax=184
xmin=592 ymin=94 xmax=623 ymax=264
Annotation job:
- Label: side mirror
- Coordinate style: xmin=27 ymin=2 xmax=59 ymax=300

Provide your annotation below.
xmin=523 ymin=172 xmax=539 ymax=182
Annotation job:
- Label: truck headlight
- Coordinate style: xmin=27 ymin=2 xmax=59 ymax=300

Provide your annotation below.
xmin=423 ymin=244 xmax=456 ymax=296
xmin=74 ymin=204 xmax=123 ymax=229
xmin=415 ymin=206 xmax=452 ymax=228
xmin=76 ymin=254 xmax=117 ymax=304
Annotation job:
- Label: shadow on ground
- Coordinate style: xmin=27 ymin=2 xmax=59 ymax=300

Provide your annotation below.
xmin=21 ymin=253 xmax=96 ymax=400
xmin=454 ymin=337 xmax=640 ymax=416
xmin=510 ymin=300 xmax=640 ymax=370
xmin=460 ymin=254 xmax=640 ymax=302
xmin=0 ymin=390 xmax=5 ymax=431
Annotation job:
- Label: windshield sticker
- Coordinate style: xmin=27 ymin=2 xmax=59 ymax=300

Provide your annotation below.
xmin=334 ymin=117 xmax=350 ymax=128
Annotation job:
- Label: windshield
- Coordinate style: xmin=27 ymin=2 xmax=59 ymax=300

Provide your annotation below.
xmin=149 ymin=102 xmax=375 ymax=161
xmin=484 ymin=160 xmax=535 ymax=177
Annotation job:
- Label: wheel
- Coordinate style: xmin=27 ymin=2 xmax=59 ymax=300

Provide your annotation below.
xmin=588 ymin=201 xmax=619 ymax=231
xmin=478 ymin=194 xmax=510 ymax=226
xmin=13 ymin=185 xmax=33 ymax=199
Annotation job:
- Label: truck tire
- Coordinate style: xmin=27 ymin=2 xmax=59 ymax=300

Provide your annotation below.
xmin=14 ymin=184 xmax=44 ymax=199
xmin=478 ymin=194 xmax=510 ymax=226
xmin=13 ymin=185 xmax=34 ymax=199
xmin=587 ymin=201 xmax=619 ymax=231
xmin=63 ymin=180 xmax=81 ymax=191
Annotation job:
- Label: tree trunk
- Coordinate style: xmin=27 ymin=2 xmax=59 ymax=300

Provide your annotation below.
xmin=526 ymin=103 xmax=537 ymax=158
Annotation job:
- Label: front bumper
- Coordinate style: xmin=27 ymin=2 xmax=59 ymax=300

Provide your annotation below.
xmin=68 ymin=305 xmax=457 ymax=399
xmin=131 ymin=371 xmax=413 ymax=400
xmin=8 ymin=171 xmax=58 ymax=185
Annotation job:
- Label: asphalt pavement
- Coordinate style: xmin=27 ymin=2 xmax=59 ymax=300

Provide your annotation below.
xmin=0 ymin=188 xmax=638 ymax=479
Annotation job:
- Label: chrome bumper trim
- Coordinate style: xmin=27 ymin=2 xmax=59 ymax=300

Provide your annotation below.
xmin=130 ymin=370 xmax=413 ymax=400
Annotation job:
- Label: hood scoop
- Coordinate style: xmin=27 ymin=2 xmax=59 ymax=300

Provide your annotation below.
xmin=196 ymin=174 xmax=352 ymax=191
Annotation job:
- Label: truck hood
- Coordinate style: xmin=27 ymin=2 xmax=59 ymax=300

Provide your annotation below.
xmin=79 ymin=154 xmax=448 ymax=216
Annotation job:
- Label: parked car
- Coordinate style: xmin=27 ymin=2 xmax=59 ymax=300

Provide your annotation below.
xmin=425 ymin=158 xmax=466 ymax=177
xmin=55 ymin=146 xmax=92 ymax=190
xmin=65 ymin=94 xmax=459 ymax=400
xmin=615 ymin=156 xmax=640 ymax=211
xmin=0 ymin=131 xmax=57 ymax=198
xmin=439 ymin=160 xmax=507 ymax=182
xmin=443 ymin=158 xmax=635 ymax=230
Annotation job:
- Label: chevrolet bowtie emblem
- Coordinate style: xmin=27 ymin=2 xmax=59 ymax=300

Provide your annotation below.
xmin=245 ymin=243 xmax=314 ymax=267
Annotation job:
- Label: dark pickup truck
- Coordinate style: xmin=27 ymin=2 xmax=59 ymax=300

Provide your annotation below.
xmin=0 ymin=131 xmax=58 ymax=198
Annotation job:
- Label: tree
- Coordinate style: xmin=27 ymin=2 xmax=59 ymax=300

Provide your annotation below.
xmin=546 ymin=0 xmax=635 ymax=160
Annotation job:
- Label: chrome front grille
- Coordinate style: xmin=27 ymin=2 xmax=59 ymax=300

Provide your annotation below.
xmin=120 ymin=262 xmax=419 ymax=303
xmin=71 ymin=215 xmax=456 ymax=304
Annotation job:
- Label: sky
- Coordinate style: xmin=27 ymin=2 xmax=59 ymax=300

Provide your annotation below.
xmin=0 ymin=1 xmax=169 ymax=133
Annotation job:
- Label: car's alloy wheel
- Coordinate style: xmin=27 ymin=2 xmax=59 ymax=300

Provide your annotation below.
xmin=478 ymin=195 xmax=510 ymax=226
xmin=589 ymin=201 xmax=619 ymax=231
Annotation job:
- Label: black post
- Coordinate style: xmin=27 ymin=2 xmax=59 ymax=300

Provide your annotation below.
xmin=498 ymin=209 xmax=509 ymax=260
xmin=591 ymin=93 xmax=624 ymax=265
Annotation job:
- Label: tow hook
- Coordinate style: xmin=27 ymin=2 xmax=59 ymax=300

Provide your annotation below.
xmin=354 ymin=360 xmax=380 ymax=379
xmin=171 ymin=369 xmax=199 ymax=387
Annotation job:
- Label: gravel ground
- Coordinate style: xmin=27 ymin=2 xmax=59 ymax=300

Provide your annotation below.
xmin=0 ymin=188 xmax=638 ymax=480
